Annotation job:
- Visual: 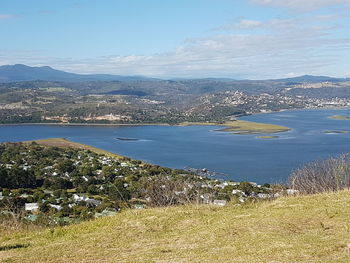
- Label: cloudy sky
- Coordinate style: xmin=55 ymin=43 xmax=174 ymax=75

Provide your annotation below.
xmin=1 ymin=0 xmax=350 ymax=79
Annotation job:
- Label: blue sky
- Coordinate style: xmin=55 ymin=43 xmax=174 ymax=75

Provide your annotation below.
xmin=1 ymin=0 xmax=350 ymax=79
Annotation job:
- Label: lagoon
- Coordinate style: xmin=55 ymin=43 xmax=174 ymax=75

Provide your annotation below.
xmin=1 ymin=109 xmax=350 ymax=183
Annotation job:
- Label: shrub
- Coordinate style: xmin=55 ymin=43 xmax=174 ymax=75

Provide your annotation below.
xmin=290 ymin=154 xmax=350 ymax=194
xmin=137 ymin=175 xmax=197 ymax=207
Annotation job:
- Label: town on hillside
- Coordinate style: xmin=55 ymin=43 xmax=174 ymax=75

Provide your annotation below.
xmin=0 ymin=142 xmax=297 ymax=225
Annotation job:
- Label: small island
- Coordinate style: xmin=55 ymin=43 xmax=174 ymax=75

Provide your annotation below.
xmin=324 ymin=130 xmax=349 ymax=134
xmin=116 ymin=137 xmax=139 ymax=141
xmin=256 ymin=135 xmax=279 ymax=139
xmin=181 ymin=120 xmax=290 ymax=135
xmin=329 ymin=115 xmax=350 ymax=120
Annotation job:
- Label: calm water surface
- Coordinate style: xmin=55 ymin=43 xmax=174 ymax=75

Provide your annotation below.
xmin=1 ymin=109 xmax=350 ymax=183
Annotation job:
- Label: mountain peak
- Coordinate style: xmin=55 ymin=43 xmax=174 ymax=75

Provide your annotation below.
xmin=0 ymin=64 xmax=155 ymax=82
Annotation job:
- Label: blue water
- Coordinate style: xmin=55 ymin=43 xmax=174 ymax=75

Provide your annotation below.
xmin=0 ymin=109 xmax=350 ymax=184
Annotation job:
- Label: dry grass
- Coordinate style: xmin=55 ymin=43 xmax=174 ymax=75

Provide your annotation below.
xmin=181 ymin=120 xmax=290 ymax=134
xmin=2 ymin=190 xmax=350 ymax=262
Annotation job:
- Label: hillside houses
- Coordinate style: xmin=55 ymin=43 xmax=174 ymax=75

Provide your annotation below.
xmin=25 ymin=203 xmax=39 ymax=212
xmin=0 ymin=142 xmax=287 ymax=225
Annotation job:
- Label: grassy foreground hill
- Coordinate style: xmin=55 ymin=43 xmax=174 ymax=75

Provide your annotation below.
xmin=2 ymin=190 xmax=350 ymax=263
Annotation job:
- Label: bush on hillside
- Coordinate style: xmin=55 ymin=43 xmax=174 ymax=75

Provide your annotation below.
xmin=290 ymin=154 xmax=350 ymax=194
xmin=137 ymin=175 xmax=198 ymax=207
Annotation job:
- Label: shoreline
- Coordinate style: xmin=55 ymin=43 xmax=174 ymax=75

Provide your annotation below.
xmin=21 ymin=138 xmax=252 ymax=183
xmin=245 ymin=106 xmax=350 ymax=117
xmin=0 ymin=119 xmax=290 ymax=134
xmin=1 ymin=106 xmax=349 ymax=127
xmin=0 ymin=122 xmax=171 ymax=127
xmin=1 ymin=107 xmax=349 ymax=136
xmin=23 ymin=138 xmax=230 ymax=182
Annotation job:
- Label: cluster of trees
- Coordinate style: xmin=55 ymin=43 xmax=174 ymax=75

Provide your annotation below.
xmin=0 ymin=167 xmax=37 ymax=188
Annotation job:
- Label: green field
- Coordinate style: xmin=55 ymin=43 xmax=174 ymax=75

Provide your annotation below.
xmin=2 ymin=190 xmax=350 ymax=262
xmin=181 ymin=120 xmax=290 ymax=134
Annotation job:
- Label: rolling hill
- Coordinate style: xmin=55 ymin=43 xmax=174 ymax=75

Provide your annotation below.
xmin=275 ymin=75 xmax=350 ymax=83
xmin=1 ymin=190 xmax=350 ymax=262
xmin=0 ymin=64 xmax=155 ymax=83
xmin=0 ymin=64 xmax=348 ymax=84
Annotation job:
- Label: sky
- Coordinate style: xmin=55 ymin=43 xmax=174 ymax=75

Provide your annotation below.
xmin=0 ymin=0 xmax=350 ymax=79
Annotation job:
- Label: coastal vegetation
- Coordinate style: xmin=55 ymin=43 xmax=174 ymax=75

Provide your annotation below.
xmin=0 ymin=139 xmax=277 ymax=227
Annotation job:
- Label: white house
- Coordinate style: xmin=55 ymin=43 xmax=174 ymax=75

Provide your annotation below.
xmin=213 ymin=200 xmax=227 ymax=206
xmin=25 ymin=203 xmax=39 ymax=212
xmin=257 ymin=193 xmax=271 ymax=199
xmin=232 ymin=189 xmax=244 ymax=195
xmin=120 ymin=162 xmax=129 ymax=167
xmin=73 ymin=194 xmax=86 ymax=202
xmin=286 ymin=189 xmax=299 ymax=195
xmin=85 ymin=198 xmax=102 ymax=206
xmin=73 ymin=194 xmax=101 ymax=206
xmin=49 ymin=204 xmax=63 ymax=211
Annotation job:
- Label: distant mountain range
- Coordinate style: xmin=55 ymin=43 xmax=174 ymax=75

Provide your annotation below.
xmin=0 ymin=64 xmax=156 ymax=82
xmin=274 ymin=75 xmax=350 ymax=83
xmin=0 ymin=64 xmax=349 ymax=83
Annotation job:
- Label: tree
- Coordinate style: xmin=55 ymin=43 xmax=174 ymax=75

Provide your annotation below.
xmin=238 ymin=182 xmax=254 ymax=195
xmin=39 ymin=202 xmax=50 ymax=213
xmin=102 ymin=166 xmax=116 ymax=180
xmin=56 ymin=159 xmax=74 ymax=174
xmin=7 ymin=167 xmax=36 ymax=188
xmin=0 ymin=167 xmax=9 ymax=188
xmin=108 ymin=180 xmax=130 ymax=202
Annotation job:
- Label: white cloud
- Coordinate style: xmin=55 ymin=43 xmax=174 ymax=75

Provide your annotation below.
xmin=235 ymin=19 xmax=263 ymax=29
xmin=250 ymin=0 xmax=350 ymax=12
xmin=0 ymin=14 xmax=15 ymax=20
xmin=0 ymin=12 xmax=349 ymax=79
xmin=218 ymin=14 xmax=344 ymax=32
xmin=219 ymin=18 xmax=296 ymax=31
xmin=2 ymin=23 xmax=348 ymax=79
xmin=52 ymin=26 xmax=349 ymax=78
